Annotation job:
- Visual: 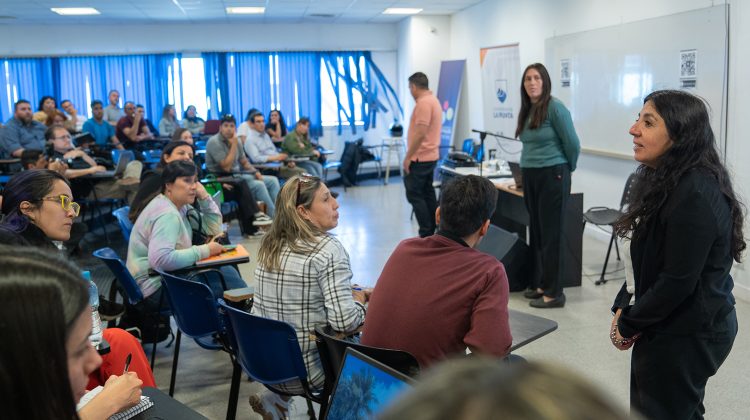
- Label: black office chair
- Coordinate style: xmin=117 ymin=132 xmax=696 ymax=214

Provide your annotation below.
xmin=313 ymin=325 xmax=420 ymax=379
xmin=583 ymin=172 xmax=636 ymax=285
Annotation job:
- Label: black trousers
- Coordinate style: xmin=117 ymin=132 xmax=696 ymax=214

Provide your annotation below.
xmin=222 ymin=178 xmax=260 ymax=235
xmin=522 ymin=164 xmax=570 ymax=298
xmin=630 ymin=310 xmax=737 ymax=419
xmin=404 ymin=161 xmax=437 ymax=237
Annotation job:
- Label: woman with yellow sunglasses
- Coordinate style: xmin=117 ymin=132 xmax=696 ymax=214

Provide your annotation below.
xmin=0 ymin=169 xmax=80 ymax=248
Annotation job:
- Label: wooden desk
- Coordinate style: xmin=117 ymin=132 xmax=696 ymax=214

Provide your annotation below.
xmin=135 ymin=387 xmax=208 ymax=419
xmin=509 ymin=309 xmax=558 ymax=352
xmin=440 ymin=166 xmax=583 ymax=288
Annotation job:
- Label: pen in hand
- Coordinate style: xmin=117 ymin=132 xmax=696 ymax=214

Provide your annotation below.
xmin=123 ymin=353 xmax=132 ymax=374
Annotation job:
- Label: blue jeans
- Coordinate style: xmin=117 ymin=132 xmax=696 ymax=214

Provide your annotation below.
xmin=239 ymin=174 xmax=280 ymax=217
xmin=296 ymin=160 xmax=324 ymax=178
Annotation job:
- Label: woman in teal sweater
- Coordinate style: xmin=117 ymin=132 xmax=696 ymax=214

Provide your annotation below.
xmin=515 ymin=63 xmax=580 ymax=308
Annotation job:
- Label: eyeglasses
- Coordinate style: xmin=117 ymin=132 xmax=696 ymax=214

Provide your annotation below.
xmin=53 ymin=134 xmax=72 ymax=141
xmin=40 ymin=195 xmax=81 ymax=216
xmin=295 ymin=174 xmax=319 ymax=206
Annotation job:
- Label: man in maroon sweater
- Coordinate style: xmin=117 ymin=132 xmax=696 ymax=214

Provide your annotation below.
xmin=362 ymin=175 xmax=512 ymax=368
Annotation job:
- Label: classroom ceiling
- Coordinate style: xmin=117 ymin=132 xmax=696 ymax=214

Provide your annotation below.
xmin=0 ymin=0 xmax=486 ymax=24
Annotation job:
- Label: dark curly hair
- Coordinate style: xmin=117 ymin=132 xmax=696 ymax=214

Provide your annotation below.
xmin=614 ymin=90 xmax=745 ymax=262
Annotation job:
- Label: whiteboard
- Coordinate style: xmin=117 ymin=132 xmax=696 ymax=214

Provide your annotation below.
xmin=545 ymin=5 xmax=728 ymax=159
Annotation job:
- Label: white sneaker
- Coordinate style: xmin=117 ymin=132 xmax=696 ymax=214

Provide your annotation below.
xmin=252 ymin=214 xmax=273 ymax=226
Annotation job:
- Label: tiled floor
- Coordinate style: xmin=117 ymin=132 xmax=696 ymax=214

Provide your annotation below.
xmin=142 ymin=178 xmax=748 ymax=419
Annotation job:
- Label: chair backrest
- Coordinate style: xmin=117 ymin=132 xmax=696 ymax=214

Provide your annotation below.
xmin=157 ymin=270 xmax=222 ymax=339
xmin=112 ymin=206 xmax=133 ymax=242
xmin=204 ymin=120 xmax=221 ymax=135
xmin=313 ymin=325 xmax=420 ymax=378
xmin=194 ymin=140 xmax=207 ymax=150
xmin=92 ymin=247 xmax=144 ymax=305
xmin=462 ymin=138 xmax=474 ymax=154
xmin=219 ymin=302 xmax=309 ymax=386
xmin=620 ymin=172 xmax=638 ymax=210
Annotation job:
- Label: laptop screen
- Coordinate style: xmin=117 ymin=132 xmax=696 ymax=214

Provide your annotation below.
xmin=326 ymin=347 xmax=415 ymax=420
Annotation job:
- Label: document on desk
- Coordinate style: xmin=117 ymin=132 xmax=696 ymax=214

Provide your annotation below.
xmin=77 ymin=385 xmax=154 ymax=419
xmin=450 ymin=166 xmax=512 ymax=178
xmin=196 ymin=244 xmax=250 ymax=266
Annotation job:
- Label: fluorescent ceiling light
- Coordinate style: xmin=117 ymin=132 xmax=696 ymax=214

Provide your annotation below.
xmin=51 ymin=7 xmax=100 ymax=16
xmin=383 ymin=8 xmax=422 ymax=15
xmin=226 ymin=7 xmax=265 ymax=15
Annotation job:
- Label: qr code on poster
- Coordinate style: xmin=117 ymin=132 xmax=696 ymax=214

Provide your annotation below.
xmin=680 ymin=50 xmax=697 ymax=79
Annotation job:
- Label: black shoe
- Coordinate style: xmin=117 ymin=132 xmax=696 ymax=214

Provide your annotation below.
xmin=98 ymin=295 xmax=125 ymax=319
xmin=523 ymin=289 xmax=543 ymax=299
xmin=529 ymin=293 xmax=566 ymax=308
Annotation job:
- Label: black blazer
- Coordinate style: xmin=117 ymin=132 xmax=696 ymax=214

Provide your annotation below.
xmin=614 ymin=169 xmax=736 ymax=338
xmin=0 ymin=222 xmax=57 ymax=249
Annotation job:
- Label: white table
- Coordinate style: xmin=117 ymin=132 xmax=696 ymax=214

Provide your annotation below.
xmin=381 ymin=136 xmax=405 ymax=184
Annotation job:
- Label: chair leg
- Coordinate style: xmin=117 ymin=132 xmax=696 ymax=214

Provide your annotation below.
xmin=596 ymin=232 xmax=617 ymax=285
xmin=305 ymin=398 xmax=317 ymax=420
xmin=226 ymin=361 xmax=242 ymax=420
xmin=169 ymin=329 xmax=182 ymax=397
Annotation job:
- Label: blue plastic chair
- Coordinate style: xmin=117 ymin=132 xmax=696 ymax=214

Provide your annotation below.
xmin=462 ymin=138 xmax=474 ymax=154
xmin=112 ymin=206 xmax=133 ymax=242
xmin=157 ymin=270 xmax=241 ymax=419
xmin=92 ymin=247 xmax=172 ymax=369
xmin=220 ymin=301 xmax=329 ymax=419
xmin=194 ymin=139 xmax=208 ymax=150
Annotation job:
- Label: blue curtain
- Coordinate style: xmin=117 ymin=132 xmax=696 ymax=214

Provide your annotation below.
xmin=2 ymin=58 xmax=58 ymax=118
xmin=226 ymin=52 xmax=272 ymax=123
xmin=321 ymin=51 xmax=401 ymax=135
xmin=202 ymin=52 xmax=230 ymax=120
xmin=276 ymin=52 xmax=323 ymax=138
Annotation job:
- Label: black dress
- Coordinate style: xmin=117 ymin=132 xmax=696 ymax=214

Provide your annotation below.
xmin=612 ymin=169 xmax=737 ymax=420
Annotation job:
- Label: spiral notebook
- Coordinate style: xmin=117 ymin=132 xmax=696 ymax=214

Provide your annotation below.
xmin=77 ymin=385 xmax=154 ymax=419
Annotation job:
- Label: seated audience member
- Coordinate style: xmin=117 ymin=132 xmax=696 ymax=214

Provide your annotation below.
xmin=128 ymin=141 xmax=270 ymax=235
xmin=0 ymin=99 xmax=46 ymax=158
xmin=0 ymin=246 xmax=145 ymax=420
xmin=127 ymin=160 xmax=247 ymax=311
xmin=281 ymin=117 xmax=323 ymax=177
xmin=158 ymin=104 xmax=180 ymax=137
xmin=182 ymin=105 xmax=205 ymax=135
xmin=61 ymin=99 xmax=87 ymax=132
xmin=116 ymin=102 xmax=154 ymax=149
xmin=205 ymin=114 xmax=280 ymax=216
xmin=21 ymin=149 xmax=67 ymax=174
xmin=362 ymin=175 xmax=512 ymax=368
xmin=83 ymin=100 xmax=123 ymax=149
xmin=45 ymin=109 xmax=68 ymax=128
xmin=103 ymin=89 xmax=123 ymax=127
xmin=244 ymin=111 xmax=305 ymax=179
xmin=47 ymin=125 xmax=141 ymax=203
xmin=171 ymin=127 xmax=194 ymax=144
xmin=138 ymin=105 xmax=159 ymax=136
xmin=265 ymin=109 xmax=288 ymax=144
xmin=379 ymin=358 xmax=631 ymax=420
xmin=250 ymin=175 xmax=367 ymax=418
xmin=237 ymin=108 xmax=260 ymax=144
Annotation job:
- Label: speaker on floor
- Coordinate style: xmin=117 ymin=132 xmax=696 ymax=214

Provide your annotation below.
xmin=477 ymin=224 xmax=530 ymax=292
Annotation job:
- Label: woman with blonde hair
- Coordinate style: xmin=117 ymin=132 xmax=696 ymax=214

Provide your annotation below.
xmin=250 ymin=175 xmax=365 ymax=418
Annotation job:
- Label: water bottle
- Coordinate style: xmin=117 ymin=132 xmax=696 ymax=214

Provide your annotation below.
xmin=83 ymin=271 xmax=103 ymax=347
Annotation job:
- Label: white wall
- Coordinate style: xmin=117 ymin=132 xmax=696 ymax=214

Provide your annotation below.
xmin=397 ymin=15 xmax=452 ymax=133
xmin=448 ymin=0 xmax=750 ymax=299
xmin=0 ymin=23 xmax=398 ymax=56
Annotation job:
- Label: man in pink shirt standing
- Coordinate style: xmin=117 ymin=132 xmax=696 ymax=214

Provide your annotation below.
xmin=403 ymin=72 xmax=442 ymax=237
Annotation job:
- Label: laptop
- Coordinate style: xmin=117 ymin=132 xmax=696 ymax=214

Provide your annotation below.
xmin=99 ymin=150 xmax=134 ymax=178
xmin=508 ymin=161 xmax=523 ymax=189
xmin=325 ymin=347 xmax=415 ymax=420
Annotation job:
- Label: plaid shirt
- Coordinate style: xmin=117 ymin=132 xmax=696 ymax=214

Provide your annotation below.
xmin=252 ymin=235 xmax=366 ymax=390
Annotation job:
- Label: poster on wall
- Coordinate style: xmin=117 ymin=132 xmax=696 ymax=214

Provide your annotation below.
xmin=480 ymin=43 xmax=522 ymax=161
xmin=436 ymin=59 xmax=466 ymax=159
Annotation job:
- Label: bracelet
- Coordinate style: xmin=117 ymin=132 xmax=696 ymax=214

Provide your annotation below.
xmin=610 ymin=325 xmax=635 ymax=346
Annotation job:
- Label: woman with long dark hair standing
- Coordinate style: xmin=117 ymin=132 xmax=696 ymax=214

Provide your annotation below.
xmin=515 ymin=63 xmax=580 ymax=308
xmin=611 ymin=90 xmax=742 ymax=419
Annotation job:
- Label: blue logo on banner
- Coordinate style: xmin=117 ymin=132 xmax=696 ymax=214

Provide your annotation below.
xmin=494 ymin=79 xmax=508 ymax=104
xmin=497 ymin=88 xmax=507 ymax=103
